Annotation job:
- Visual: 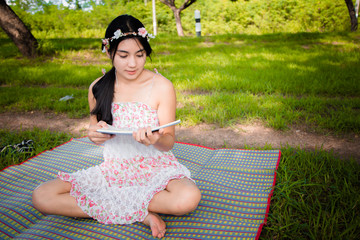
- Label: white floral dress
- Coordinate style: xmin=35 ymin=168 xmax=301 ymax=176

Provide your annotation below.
xmin=58 ymin=102 xmax=192 ymax=224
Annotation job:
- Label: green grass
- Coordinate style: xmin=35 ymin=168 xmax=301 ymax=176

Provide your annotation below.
xmin=0 ymin=87 xmax=89 ymax=118
xmin=0 ymin=129 xmax=72 ymax=171
xmin=1 ymin=32 xmax=360 ymax=133
xmin=260 ymin=146 xmax=360 ymax=239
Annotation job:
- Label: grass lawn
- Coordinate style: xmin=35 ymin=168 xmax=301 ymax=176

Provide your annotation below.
xmin=1 ymin=32 xmax=359 ymax=133
xmin=1 ymin=32 xmax=359 ymax=239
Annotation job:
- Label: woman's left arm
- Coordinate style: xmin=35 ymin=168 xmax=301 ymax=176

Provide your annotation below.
xmin=153 ymin=77 xmax=177 ymax=151
xmin=133 ymin=76 xmax=176 ymax=151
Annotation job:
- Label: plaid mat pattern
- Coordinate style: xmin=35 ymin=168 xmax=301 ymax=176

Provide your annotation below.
xmin=0 ymin=138 xmax=280 ymax=239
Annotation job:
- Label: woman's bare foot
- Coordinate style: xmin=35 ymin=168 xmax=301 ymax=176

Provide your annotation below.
xmin=142 ymin=212 xmax=166 ymax=238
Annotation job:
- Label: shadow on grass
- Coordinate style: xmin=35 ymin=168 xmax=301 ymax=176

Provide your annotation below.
xmin=0 ymin=38 xmax=100 ymax=58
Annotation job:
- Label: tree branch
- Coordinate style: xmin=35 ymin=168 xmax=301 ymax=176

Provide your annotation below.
xmin=159 ymin=0 xmax=173 ymax=8
xmin=179 ymin=0 xmax=196 ymax=11
xmin=160 ymin=0 xmax=196 ymax=11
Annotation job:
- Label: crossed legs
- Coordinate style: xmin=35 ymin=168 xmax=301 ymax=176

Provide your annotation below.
xmin=32 ymin=177 xmax=201 ymax=238
xmin=32 ymin=178 xmax=90 ymax=218
xmin=145 ymin=178 xmax=201 ymax=238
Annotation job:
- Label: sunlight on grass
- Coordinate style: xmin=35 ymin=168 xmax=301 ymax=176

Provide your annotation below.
xmin=0 ymin=33 xmax=359 ymax=133
xmin=56 ymin=49 xmax=109 ymax=66
xmin=287 ymin=63 xmax=317 ymax=72
xmin=0 ymin=87 xmax=88 ymax=118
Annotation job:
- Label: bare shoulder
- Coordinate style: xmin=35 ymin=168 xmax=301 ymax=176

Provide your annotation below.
xmin=153 ymin=73 xmax=175 ymax=93
xmin=89 ymin=76 xmax=102 ymax=92
xmin=88 ymin=76 xmax=103 ymax=107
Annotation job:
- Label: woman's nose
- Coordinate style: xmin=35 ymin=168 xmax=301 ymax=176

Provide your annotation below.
xmin=128 ymin=56 xmax=136 ymax=67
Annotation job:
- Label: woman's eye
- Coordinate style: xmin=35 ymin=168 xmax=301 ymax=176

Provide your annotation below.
xmin=119 ymin=55 xmax=127 ymax=58
xmin=137 ymin=54 xmax=144 ymax=58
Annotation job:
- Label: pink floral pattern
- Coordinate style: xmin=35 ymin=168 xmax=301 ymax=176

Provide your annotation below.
xmin=58 ymin=102 xmax=192 ymax=225
xmin=111 ymin=102 xmax=159 ymax=130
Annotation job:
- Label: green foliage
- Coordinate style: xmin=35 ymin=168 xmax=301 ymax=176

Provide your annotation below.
xmin=0 ymin=0 xmax=352 ymax=39
xmin=192 ymin=0 xmax=349 ymax=35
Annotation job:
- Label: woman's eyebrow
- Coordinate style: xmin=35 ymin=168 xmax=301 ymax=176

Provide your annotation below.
xmin=117 ymin=49 xmax=145 ymax=53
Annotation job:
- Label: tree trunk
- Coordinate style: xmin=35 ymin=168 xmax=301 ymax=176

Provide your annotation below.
xmin=0 ymin=0 xmax=38 ymax=58
xmin=160 ymin=0 xmax=197 ymax=36
xmin=173 ymin=9 xmax=184 ymax=36
xmin=345 ymin=0 xmax=358 ymax=31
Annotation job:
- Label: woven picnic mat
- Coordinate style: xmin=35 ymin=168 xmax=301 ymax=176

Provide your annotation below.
xmin=0 ymin=137 xmax=280 ymax=239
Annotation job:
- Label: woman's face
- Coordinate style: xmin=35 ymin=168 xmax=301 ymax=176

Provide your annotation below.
xmin=112 ymin=38 xmax=147 ymax=81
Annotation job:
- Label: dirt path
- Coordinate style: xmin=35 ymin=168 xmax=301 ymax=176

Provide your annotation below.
xmin=1 ymin=111 xmax=359 ymax=161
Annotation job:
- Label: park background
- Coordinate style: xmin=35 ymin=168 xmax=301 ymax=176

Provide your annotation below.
xmin=1 ymin=0 xmax=360 ymax=239
xmin=1 ymin=0 xmax=355 ymax=38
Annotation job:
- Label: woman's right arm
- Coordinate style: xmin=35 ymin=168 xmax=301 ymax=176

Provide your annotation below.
xmin=87 ymin=80 xmax=114 ymax=145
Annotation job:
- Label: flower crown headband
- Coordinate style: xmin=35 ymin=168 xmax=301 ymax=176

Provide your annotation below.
xmin=102 ymin=27 xmax=155 ymax=53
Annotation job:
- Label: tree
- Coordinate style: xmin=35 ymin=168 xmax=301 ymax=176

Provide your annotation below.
xmin=160 ymin=0 xmax=196 ymax=36
xmin=0 ymin=0 xmax=38 ymax=57
xmin=5 ymin=0 xmax=50 ymax=14
xmin=345 ymin=0 xmax=358 ymax=31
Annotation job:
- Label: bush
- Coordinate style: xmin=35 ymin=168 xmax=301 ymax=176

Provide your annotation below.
xmin=0 ymin=0 xmax=351 ymax=39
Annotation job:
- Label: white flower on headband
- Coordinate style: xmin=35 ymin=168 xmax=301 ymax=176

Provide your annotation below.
xmin=147 ymin=33 xmax=155 ymax=39
xmin=113 ymin=29 xmax=123 ymax=39
xmin=101 ymin=27 xmax=155 ymax=52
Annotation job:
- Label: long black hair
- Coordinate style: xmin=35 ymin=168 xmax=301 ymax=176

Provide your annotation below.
xmin=90 ymin=15 xmax=153 ymax=124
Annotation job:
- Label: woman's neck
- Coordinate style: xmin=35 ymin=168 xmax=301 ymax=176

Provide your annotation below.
xmin=116 ymin=69 xmax=149 ymax=85
xmin=113 ymin=69 xmax=155 ymax=103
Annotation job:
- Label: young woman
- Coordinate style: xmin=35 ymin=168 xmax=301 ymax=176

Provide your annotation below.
xmin=32 ymin=14 xmax=201 ymax=239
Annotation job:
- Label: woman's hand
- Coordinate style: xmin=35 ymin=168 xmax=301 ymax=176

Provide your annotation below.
xmin=133 ymin=127 xmax=164 ymax=146
xmin=88 ymin=121 xmax=115 ymax=145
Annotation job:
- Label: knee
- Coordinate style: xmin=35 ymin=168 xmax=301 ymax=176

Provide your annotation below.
xmin=173 ymin=186 xmax=201 ymax=215
xmin=32 ymin=184 xmax=51 ymax=214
